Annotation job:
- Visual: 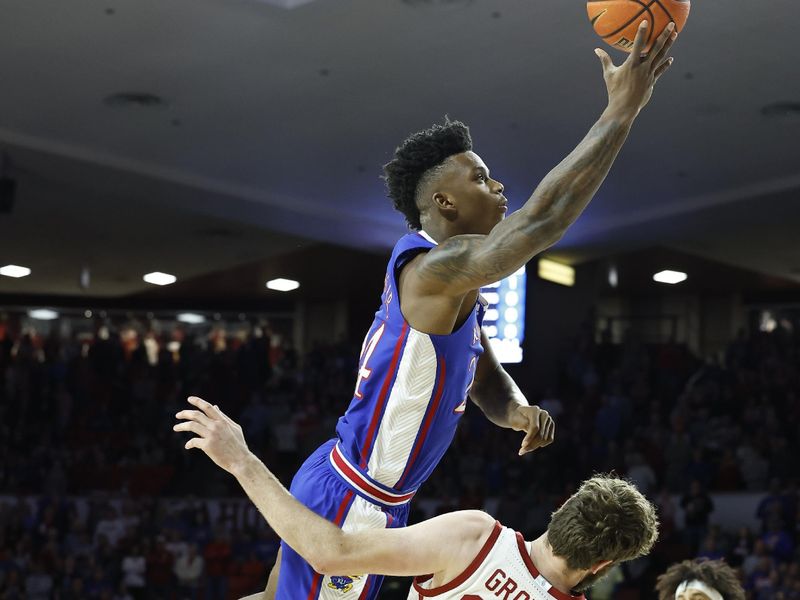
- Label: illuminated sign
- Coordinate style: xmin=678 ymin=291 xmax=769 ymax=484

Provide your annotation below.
xmin=481 ymin=266 xmax=526 ymax=363
xmin=538 ymin=258 xmax=574 ymax=287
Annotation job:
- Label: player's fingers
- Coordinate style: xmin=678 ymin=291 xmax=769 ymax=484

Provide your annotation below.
xmin=650 ymin=28 xmax=677 ymax=69
xmin=545 ymin=419 xmax=556 ymax=444
xmin=176 ymin=409 xmax=213 ymax=429
xmin=173 ymin=420 xmax=209 ymax=437
xmin=519 ymin=429 xmax=539 ymax=455
xmin=537 ymin=410 xmax=550 ymax=432
xmin=647 ymin=22 xmax=674 ymax=65
xmin=629 ymin=20 xmax=649 ymax=59
xmin=214 ymin=404 xmax=243 ymax=431
xmin=654 ymin=57 xmax=674 ymax=81
xmin=188 ymin=395 xmax=216 ymax=419
xmin=185 ymin=437 xmax=208 ymax=451
xmin=519 ymin=435 xmax=532 ymax=455
xmin=594 ymin=48 xmax=614 ymax=73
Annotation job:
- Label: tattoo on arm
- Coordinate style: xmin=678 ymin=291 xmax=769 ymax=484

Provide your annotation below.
xmin=418 ymin=113 xmax=633 ymax=295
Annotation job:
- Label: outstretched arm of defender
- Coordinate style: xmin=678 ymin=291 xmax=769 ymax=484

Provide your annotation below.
xmin=173 ymin=396 xmax=493 ymax=577
xmin=414 ymin=21 xmax=677 ymax=296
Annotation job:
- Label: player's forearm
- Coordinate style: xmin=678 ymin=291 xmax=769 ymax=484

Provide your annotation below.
xmin=232 ymin=453 xmax=347 ymax=574
xmin=470 ymin=363 xmax=527 ymax=428
xmin=517 ymin=105 xmax=635 ymax=239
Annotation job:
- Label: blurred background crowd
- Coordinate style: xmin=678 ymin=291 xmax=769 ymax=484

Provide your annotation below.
xmin=0 ymin=311 xmax=798 ymax=599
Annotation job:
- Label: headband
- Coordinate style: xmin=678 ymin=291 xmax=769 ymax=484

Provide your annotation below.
xmin=675 ymin=580 xmax=723 ymax=600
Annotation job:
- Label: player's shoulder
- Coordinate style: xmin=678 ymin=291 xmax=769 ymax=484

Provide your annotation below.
xmin=428 ymin=510 xmax=495 ymax=537
xmin=452 ymin=510 xmax=498 ymax=545
xmin=429 ymin=511 xmax=500 ymax=584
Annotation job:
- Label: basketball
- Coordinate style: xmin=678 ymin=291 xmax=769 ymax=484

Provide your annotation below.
xmin=587 ymin=0 xmax=690 ymax=53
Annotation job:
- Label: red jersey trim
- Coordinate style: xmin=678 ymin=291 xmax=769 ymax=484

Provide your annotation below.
xmin=514 ymin=532 xmax=585 ymax=600
xmin=412 ymin=520 xmax=502 ymax=597
xmin=359 ymin=321 xmax=409 ymax=467
xmin=330 ymin=443 xmax=416 ymax=506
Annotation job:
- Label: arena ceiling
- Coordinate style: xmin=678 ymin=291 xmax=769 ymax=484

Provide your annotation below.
xmin=1 ymin=0 xmax=799 ymax=301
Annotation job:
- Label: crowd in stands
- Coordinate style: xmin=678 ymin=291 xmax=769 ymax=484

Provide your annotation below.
xmin=0 ymin=310 xmax=798 ymax=599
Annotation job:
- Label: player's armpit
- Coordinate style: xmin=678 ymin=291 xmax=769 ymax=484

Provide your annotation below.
xmin=315 ymin=510 xmax=495 ymax=579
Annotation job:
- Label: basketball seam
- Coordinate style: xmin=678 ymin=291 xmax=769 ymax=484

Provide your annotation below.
xmin=600 ymin=0 xmax=656 ymax=43
xmin=651 ymin=0 xmax=676 ymax=28
xmin=597 ymin=0 xmax=654 ymax=39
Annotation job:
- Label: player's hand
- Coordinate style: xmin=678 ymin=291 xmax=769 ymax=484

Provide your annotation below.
xmin=596 ymin=20 xmax=677 ymax=118
xmin=174 ymin=396 xmax=251 ymax=474
xmin=509 ymin=405 xmax=555 ymax=456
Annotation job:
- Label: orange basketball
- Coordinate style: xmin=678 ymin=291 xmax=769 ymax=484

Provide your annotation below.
xmin=587 ymin=0 xmax=690 ymax=53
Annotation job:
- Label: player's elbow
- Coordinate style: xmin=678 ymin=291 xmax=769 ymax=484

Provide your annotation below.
xmin=310 ymin=554 xmax=358 ymax=577
xmin=307 ymin=550 xmax=342 ymax=576
xmin=309 ymin=555 xmax=336 ymax=576
xmin=308 ymin=537 xmax=361 ymax=576
xmin=537 ymin=212 xmax=568 ymax=247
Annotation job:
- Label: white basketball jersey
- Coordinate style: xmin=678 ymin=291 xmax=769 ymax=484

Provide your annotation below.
xmin=406 ymin=522 xmax=585 ymax=600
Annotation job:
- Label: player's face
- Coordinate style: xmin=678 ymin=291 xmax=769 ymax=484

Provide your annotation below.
xmin=440 ymin=151 xmax=507 ymax=235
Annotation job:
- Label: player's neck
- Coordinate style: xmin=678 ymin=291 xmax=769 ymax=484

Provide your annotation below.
xmin=418 ymin=218 xmax=467 ymax=245
xmin=530 ymin=535 xmax=585 ymax=595
xmin=418 ymin=223 xmax=446 ymax=245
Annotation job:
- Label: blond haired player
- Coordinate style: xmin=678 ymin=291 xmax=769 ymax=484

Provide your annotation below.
xmin=174 ymin=396 xmax=659 ymax=599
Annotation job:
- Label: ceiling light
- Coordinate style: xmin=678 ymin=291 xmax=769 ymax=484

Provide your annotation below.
xmin=266 ymin=278 xmax=300 ymax=292
xmin=143 ymin=272 xmax=176 ymax=286
xmin=177 ymin=313 xmax=206 ymax=324
xmin=0 ymin=264 xmax=31 ymax=278
xmin=608 ymin=265 xmax=618 ymax=288
xmin=538 ymin=259 xmax=574 ymax=287
xmin=29 ymin=309 xmax=58 ymax=320
xmin=653 ymin=270 xmax=687 ymax=284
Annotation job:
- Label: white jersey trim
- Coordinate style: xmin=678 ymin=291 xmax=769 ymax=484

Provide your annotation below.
xmin=367 ymin=329 xmax=438 ymax=487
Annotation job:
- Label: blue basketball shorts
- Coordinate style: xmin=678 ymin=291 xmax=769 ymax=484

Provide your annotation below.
xmin=275 ymin=439 xmax=413 ymax=600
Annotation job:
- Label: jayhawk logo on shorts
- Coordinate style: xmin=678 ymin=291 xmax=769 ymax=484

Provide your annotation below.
xmin=327 ymin=575 xmax=361 ymax=593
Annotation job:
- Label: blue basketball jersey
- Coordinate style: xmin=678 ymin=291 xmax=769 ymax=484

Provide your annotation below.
xmin=333 ymin=230 xmax=486 ymax=497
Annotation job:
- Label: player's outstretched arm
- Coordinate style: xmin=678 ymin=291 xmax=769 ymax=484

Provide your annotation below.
xmin=470 ymin=330 xmax=555 ymax=455
xmin=174 ymin=396 xmax=493 ymax=577
xmin=414 ymin=21 xmax=677 ymax=297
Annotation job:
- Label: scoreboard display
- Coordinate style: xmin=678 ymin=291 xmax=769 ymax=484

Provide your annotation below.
xmin=480 ymin=266 xmax=526 ymax=363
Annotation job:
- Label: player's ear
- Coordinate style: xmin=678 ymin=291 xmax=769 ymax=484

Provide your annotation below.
xmin=590 ymin=559 xmax=614 ymax=574
xmin=432 ymin=192 xmax=457 ymax=221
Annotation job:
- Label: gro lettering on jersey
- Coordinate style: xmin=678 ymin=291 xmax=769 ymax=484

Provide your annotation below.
xmin=408 ymin=523 xmax=586 ymax=600
xmin=334 ymin=231 xmax=485 ymax=497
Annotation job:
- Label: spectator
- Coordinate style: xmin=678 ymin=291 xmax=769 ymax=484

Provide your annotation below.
xmin=173 ymin=543 xmax=204 ymax=600
xmin=626 ymin=452 xmax=657 ymax=497
xmin=120 ymin=543 xmax=145 ymax=600
xmin=728 ymin=526 xmax=755 ymax=568
xmin=146 ymin=536 xmax=174 ymax=598
xmin=23 ymin=560 xmax=52 ymax=600
xmin=204 ymin=526 xmax=231 ymax=600
xmin=761 ymin=518 xmax=795 ymax=564
xmin=756 ymin=478 xmax=785 ymax=532
xmin=681 ymin=480 xmax=715 ymax=554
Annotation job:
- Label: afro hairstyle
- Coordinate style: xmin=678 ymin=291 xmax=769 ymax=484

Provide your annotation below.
xmin=383 ymin=119 xmax=472 ymax=230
